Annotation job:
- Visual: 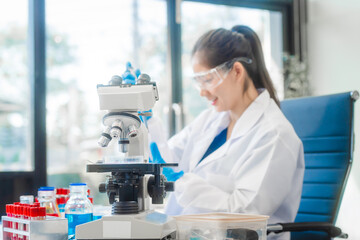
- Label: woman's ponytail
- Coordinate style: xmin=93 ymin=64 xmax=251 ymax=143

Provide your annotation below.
xmin=231 ymin=25 xmax=280 ymax=106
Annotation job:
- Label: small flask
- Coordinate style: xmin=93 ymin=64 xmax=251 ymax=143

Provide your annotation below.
xmin=65 ymin=183 xmax=93 ymax=236
xmin=37 ymin=187 xmax=60 ymax=217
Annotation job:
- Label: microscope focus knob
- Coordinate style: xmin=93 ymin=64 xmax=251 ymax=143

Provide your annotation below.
xmin=109 ymin=192 xmax=116 ymax=205
xmin=99 ymin=183 xmax=107 ymax=193
xmin=165 ymin=181 xmax=174 ymax=192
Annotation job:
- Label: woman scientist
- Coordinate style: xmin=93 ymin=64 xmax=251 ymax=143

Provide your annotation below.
xmin=147 ymin=25 xmax=304 ymax=238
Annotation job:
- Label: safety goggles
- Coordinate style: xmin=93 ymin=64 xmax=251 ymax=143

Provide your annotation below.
xmin=192 ymin=57 xmax=252 ymax=91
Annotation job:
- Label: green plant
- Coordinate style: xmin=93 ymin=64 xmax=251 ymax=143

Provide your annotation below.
xmin=283 ymin=53 xmax=310 ymax=98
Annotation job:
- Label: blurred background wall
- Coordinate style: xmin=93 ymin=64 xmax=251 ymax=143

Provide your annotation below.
xmin=307 ymin=0 xmax=360 ymax=238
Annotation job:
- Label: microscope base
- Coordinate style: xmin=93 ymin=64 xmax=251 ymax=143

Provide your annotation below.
xmin=75 ymin=211 xmax=176 ymax=240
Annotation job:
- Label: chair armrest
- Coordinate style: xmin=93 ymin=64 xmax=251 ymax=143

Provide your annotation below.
xmin=267 ymin=222 xmax=348 ymax=238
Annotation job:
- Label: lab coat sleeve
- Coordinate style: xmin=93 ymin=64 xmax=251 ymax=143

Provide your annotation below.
xmin=147 ymin=116 xmax=193 ymax=164
xmin=174 ymin=132 xmax=301 ymax=215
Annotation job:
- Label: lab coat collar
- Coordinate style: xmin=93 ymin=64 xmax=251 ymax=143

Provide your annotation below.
xmin=229 ymin=89 xmax=270 ymax=140
xmin=193 ymin=89 xmax=271 ymax=171
xmin=205 ymin=89 xmax=270 ymax=139
xmin=204 ymin=109 xmax=230 ymax=131
xmin=189 ymin=111 xmax=230 ymax=171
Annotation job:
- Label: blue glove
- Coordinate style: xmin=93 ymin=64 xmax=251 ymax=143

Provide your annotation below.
xmin=150 ymin=142 xmax=184 ymax=181
xmin=122 ymin=62 xmax=141 ymax=85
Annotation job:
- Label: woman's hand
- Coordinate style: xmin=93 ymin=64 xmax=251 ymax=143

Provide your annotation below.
xmin=150 ymin=142 xmax=184 ymax=181
xmin=122 ymin=61 xmax=141 ymax=84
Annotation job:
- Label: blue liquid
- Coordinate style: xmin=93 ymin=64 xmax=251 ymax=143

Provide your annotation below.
xmin=58 ymin=203 xmax=65 ymax=212
xmin=66 ymin=213 xmax=93 ymax=235
xmin=93 ymin=215 xmax=102 ymax=220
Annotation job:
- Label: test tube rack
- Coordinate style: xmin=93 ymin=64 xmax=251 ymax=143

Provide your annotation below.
xmin=1 ymin=216 xmax=68 ymax=240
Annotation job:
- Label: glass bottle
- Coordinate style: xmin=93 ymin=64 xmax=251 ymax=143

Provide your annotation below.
xmin=65 ymin=183 xmax=93 ymax=236
xmin=37 ymin=187 xmax=60 ymax=217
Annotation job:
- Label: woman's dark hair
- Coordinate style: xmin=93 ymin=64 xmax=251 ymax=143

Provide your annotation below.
xmin=191 ymin=25 xmax=280 ymax=106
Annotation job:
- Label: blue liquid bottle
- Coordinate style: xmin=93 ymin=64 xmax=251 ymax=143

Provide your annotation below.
xmin=65 ymin=183 xmax=93 ymax=236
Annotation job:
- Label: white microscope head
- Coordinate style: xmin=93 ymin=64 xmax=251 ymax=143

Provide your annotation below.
xmin=97 ymin=74 xmax=158 ymax=157
xmin=97 ymin=74 xmax=159 ymax=112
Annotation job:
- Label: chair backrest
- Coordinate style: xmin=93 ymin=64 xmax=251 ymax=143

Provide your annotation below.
xmin=280 ymin=91 xmax=358 ymax=239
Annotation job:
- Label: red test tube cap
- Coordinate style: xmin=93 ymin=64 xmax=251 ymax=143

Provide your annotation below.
xmin=30 ymin=207 xmax=38 ymax=218
xmin=38 ymin=207 xmax=46 ymax=217
xmin=19 ymin=206 xmax=24 ymax=216
xmin=31 ymin=203 xmax=40 ymax=207
xmin=9 ymin=205 xmax=14 ymax=215
xmin=25 ymin=206 xmax=30 ymax=217
xmin=14 ymin=205 xmax=19 ymax=215
xmin=6 ymin=204 xmax=11 ymax=214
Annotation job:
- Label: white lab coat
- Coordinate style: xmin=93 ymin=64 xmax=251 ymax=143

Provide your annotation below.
xmin=148 ymin=90 xmax=304 ymax=239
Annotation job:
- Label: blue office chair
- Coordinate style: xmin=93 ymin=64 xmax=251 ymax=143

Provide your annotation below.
xmin=267 ymin=91 xmax=358 ymax=239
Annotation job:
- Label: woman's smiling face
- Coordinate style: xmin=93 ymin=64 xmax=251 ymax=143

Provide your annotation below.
xmin=192 ymin=52 xmax=246 ymax=113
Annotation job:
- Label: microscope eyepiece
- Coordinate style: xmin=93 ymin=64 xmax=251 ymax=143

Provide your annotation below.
xmin=136 ymin=74 xmax=151 ymax=84
xmin=109 ymin=75 xmax=123 ymax=85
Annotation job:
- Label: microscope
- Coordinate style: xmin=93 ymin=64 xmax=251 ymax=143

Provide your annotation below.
xmin=76 ymin=74 xmax=177 ymax=239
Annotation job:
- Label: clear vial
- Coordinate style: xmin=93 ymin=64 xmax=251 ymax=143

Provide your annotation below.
xmin=20 ymin=195 xmax=34 ymax=204
xmin=37 ymin=187 xmax=60 ymax=217
xmin=56 ymin=188 xmax=70 ymax=218
xmin=65 ymin=183 xmax=93 ymax=236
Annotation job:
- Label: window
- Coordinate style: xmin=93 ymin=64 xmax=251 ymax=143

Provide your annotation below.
xmin=46 ymin=0 xmax=167 ymax=202
xmin=0 ymin=0 xmax=32 ymax=171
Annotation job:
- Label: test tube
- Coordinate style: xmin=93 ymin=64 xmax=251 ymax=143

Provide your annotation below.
xmin=6 ymin=204 xmax=11 ymax=217
xmin=30 ymin=207 xmax=38 ymax=220
xmin=23 ymin=206 xmax=30 ymax=240
xmin=18 ymin=205 xmax=24 ymax=240
xmin=5 ymin=204 xmax=13 ymax=240
xmin=38 ymin=207 xmax=46 ymax=220
xmin=56 ymin=188 xmax=69 ymax=218
xmin=14 ymin=205 xmax=20 ymax=240
xmin=6 ymin=204 xmax=12 ymax=226
xmin=10 ymin=204 xmax=16 ymax=240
